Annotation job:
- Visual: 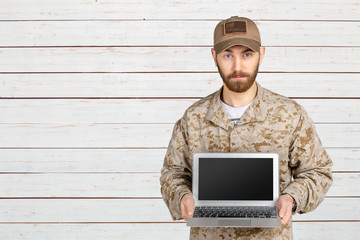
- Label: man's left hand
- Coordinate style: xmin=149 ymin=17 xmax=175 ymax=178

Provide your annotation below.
xmin=276 ymin=194 xmax=294 ymax=226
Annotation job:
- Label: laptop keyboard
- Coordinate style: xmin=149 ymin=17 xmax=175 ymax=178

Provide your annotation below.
xmin=192 ymin=206 xmax=278 ymax=218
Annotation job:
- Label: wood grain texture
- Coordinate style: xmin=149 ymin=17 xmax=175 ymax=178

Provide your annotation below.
xmin=0 ymin=47 xmax=359 ymax=73
xmin=0 ymin=198 xmax=358 ymax=222
xmin=0 ymin=173 xmax=356 ymax=197
xmin=0 ymin=123 xmax=359 ymax=148
xmin=0 ymin=99 xmax=359 ymax=123
xmin=0 ymin=148 xmax=358 ymax=173
xmin=0 ymin=21 xmax=359 ymax=47
xmin=0 ymin=0 xmax=358 ymax=20
xmin=0 ymin=149 xmax=168 ymax=172
xmin=0 ymin=222 xmax=359 ymax=240
xmin=0 ymin=0 xmax=358 ymax=238
xmin=1 ymin=73 xmax=359 ymax=98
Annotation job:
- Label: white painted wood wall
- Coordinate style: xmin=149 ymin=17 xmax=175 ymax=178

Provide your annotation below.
xmin=0 ymin=0 xmax=359 ymax=239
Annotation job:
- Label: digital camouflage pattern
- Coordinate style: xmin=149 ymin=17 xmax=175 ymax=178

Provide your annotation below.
xmin=160 ymin=83 xmax=333 ymax=240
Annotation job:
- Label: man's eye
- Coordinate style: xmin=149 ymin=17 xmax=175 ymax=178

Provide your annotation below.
xmin=244 ymin=53 xmax=252 ymax=58
xmin=224 ymin=54 xmax=232 ymax=58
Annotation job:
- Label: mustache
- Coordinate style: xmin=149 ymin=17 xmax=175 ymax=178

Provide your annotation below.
xmin=227 ymin=71 xmax=251 ymax=78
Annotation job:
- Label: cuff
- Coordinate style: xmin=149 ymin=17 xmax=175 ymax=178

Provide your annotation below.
xmin=282 ymin=185 xmax=303 ymax=214
xmin=171 ymin=189 xmax=192 ymax=221
xmin=281 ymin=193 xmax=297 ymax=213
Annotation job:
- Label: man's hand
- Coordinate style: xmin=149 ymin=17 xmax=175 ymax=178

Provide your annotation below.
xmin=180 ymin=193 xmax=195 ymax=221
xmin=276 ymin=194 xmax=295 ymax=226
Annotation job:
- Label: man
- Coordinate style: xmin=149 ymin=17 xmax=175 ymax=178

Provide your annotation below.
xmin=160 ymin=16 xmax=333 ymax=239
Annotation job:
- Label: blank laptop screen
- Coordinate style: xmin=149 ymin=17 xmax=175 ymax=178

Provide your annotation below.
xmin=198 ymin=157 xmax=273 ymax=200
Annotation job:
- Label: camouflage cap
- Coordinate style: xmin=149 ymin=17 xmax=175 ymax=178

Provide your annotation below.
xmin=214 ymin=16 xmax=261 ymax=54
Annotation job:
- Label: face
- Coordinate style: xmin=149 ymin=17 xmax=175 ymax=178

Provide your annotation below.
xmin=212 ymin=45 xmax=265 ymax=93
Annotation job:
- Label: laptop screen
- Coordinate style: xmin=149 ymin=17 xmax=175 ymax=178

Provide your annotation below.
xmin=198 ymin=157 xmax=273 ymax=201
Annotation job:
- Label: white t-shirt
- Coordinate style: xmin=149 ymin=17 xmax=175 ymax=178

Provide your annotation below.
xmin=221 ymin=100 xmax=253 ymax=125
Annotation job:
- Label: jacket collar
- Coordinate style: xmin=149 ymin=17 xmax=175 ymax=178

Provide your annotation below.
xmin=205 ymin=88 xmax=233 ymax=131
xmin=205 ymin=82 xmax=267 ymax=131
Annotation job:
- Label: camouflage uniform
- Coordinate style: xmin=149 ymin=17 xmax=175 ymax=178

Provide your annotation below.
xmin=160 ymin=83 xmax=333 ymax=240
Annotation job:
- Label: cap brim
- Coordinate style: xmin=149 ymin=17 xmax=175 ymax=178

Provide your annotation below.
xmin=214 ymin=38 xmax=260 ymax=54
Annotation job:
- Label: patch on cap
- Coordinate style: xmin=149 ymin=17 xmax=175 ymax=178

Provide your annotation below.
xmin=224 ymin=20 xmax=247 ymax=35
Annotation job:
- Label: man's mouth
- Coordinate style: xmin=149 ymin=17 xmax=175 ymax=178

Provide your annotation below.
xmin=232 ymin=76 xmax=246 ymax=80
xmin=229 ymin=72 xmax=249 ymax=81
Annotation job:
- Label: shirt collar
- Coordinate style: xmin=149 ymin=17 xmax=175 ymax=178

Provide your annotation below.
xmin=205 ymin=82 xmax=267 ymax=131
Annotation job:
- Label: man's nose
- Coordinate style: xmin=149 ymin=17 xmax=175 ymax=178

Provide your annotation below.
xmin=234 ymin=56 xmax=243 ymax=72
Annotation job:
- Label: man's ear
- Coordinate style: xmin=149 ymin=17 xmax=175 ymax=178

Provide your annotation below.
xmin=211 ymin=48 xmax=218 ymax=66
xmin=259 ymin=47 xmax=266 ymax=65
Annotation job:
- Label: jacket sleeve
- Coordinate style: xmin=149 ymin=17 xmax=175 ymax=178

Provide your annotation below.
xmin=282 ymin=108 xmax=333 ymax=214
xmin=160 ymin=116 xmax=192 ymax=220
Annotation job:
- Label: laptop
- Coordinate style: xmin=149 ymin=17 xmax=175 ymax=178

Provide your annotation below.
xmin=187 ymin=152 xmax=281 ymax=228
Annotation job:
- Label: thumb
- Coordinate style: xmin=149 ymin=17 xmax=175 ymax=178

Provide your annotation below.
xmin=181 ymin=194 xmax=195 ymax=219
xmin=183 ymin=200 xmax=194 ymax=215
xmin=279 ymin=210 xmax=285 ymax=218
xmin=278 ymin=203 xmax=288 ymax=219
xmin=187 ymin=202 xmax=195 ymax=215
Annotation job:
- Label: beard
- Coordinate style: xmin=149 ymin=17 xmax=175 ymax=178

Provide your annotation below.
xmin=217 ymin=61 xmax=260 ymax=93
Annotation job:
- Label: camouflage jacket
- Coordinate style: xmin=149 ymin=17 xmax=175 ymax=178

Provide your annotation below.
xmin=160 ymin=83 xmax=333 ymax=240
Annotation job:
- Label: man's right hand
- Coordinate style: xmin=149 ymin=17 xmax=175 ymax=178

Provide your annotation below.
xmin=180 ymin=193 xmax=195 ymax=221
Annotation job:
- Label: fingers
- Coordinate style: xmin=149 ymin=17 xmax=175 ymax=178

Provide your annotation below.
xmin=278 ymin=204 xmax=292 ymax=226
xmin=180 ymin=194 xmax=195 ymax=221
xmin=276 ymin=194 xmax=294 ymax=226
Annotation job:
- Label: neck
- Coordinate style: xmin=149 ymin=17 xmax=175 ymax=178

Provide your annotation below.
xmin=221 ymin=82 xmax=258 ymax=107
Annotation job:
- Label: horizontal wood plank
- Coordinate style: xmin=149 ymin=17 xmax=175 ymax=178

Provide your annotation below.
xmin=0 ymin=173 xmax=356 ymax=197
xmin=0 ymin=21 xmax=359 ymax=47
xmin=293 ymin=222 xmax=360 ymax=240
xmin=0 ymin=173 xmax=162 ymax=198
xmin=0 ymin=123 xmax=173 ymax=148
xmin=328 ymin=173 xmax=360 ymax=196
xmin=0 ymin=123 xmax=359 ymax=148
xmin=0 ymin=0 xmax=358 ymax=20
xmin=0 ymin=73 xmax=359 ymax=98
xmin=0 ymin=99 xmax=358 ymax=123
xmin=0 ymin=148 xmax=357 ymax=173
xmin=326 ymin=148 xmax=360 ymax=171
xmin=0 ymin=198 xmax=358 ymax=222
xmin=0 ymin=222 xmax=359 ymax=240
xmin=293 ymin=198 xmax=360 ymax=221
xmin=0 ymin=149 xmax=167 ymax=172
xmin=0 ymin=47 xmax=359 ymax=73
xmin=0 ymin=223 xmax=190 ymax=240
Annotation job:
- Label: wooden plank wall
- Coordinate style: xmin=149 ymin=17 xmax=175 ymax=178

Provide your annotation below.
xmin=0 ymin=0 xmax=359 ymax=239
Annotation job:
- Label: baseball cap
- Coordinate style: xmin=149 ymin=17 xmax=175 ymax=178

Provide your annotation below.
xmin=214 ymin=16 xmax=261 ymax=54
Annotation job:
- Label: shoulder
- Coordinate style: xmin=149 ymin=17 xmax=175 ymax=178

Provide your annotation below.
xmin=262 ymin=87 xmax=304 ymax=111
xmin=182 ymin=90 xmax=218 ymax=120
xmin=259 ymin=87 xmax=308 ymax=122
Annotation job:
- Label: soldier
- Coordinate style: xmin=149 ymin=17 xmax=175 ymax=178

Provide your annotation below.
xmin=160 ymin=16 xmax=333 ymax=239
